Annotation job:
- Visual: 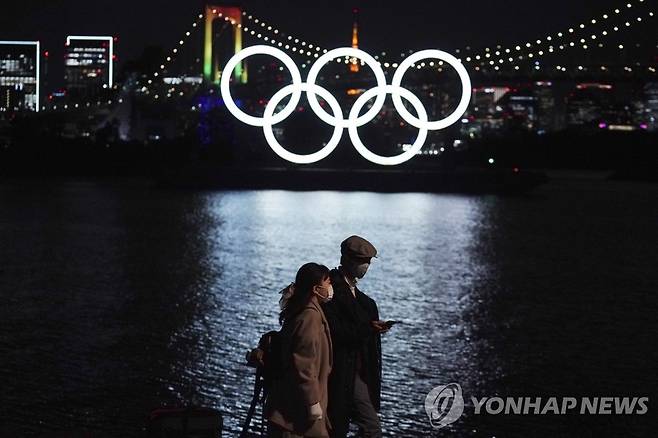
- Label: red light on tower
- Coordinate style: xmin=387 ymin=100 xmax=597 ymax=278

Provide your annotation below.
xmin=44 ymin=51 xmax=49 ymax=58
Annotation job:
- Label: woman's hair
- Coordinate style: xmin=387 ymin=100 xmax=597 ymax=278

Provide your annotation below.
xmin=279 ymin=262 xmax=330 ymax=325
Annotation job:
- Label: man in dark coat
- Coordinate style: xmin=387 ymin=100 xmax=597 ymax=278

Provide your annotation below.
xmin=321 ymin=236 xmax=389 ymax=438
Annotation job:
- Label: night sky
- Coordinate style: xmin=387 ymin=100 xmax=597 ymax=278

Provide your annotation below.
xmin=2 ymin=0 xmax=654 ymax=88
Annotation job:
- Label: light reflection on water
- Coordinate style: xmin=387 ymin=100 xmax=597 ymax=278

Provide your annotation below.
xmin=1 ymin=181 xmax=655 ymax=437
xmin=201 ymin=191 xmax=492 ymax=434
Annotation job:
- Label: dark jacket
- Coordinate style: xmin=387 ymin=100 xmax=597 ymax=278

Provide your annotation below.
xmin=321 ymin=268 xmax=382 ymax=437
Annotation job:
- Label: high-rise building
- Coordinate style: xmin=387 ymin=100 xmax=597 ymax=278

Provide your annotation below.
xmin=0 ymin=41 xmax=40 ymax=112
xmin=64 ymin=36 xmax=114 ymax=101
xmin=643 ymin=82 xmax=658 ymax=132
xmin=566 ymin=83 xmax=614 ymax=129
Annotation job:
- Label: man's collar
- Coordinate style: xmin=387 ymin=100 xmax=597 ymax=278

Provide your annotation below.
xmin=338 ymin=266 xmax=357 ymax=287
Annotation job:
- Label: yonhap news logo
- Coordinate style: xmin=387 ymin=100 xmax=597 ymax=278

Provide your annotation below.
xmin=424 ymin=383 xmax=465 ymax=429
xmin=425 ymin=383 xmax=649 ymax=430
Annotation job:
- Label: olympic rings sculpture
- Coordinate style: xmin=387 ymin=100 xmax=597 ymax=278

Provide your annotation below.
xmin=220 ymin=45 xmax=471 ymax=165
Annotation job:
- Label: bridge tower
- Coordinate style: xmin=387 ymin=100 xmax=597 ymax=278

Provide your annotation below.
xmin=350 ymin=8 xmax=360 ymax=73
xmin=204 ymin=4 xmax=247 ymax=84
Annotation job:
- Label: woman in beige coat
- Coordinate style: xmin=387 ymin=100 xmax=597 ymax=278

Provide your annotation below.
xmin=266 ymin=263 xmax=334 ymax=438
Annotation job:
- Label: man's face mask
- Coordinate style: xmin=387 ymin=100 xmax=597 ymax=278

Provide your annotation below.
xmin=351 ymin=262 xmax=370 ymax=279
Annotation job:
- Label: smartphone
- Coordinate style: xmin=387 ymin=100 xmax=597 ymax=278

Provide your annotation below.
xmin=383 ymin=320 xmax=402 ymax=329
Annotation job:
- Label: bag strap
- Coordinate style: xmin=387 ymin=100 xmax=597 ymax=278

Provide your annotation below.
xmin=239 ymin=367 xmax=264 ymax=438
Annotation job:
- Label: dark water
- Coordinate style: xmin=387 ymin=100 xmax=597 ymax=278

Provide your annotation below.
xmin=0 ymin=178 xmax=656 ymax=437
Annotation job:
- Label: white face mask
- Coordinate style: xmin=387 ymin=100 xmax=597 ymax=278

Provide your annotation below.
xmin=314 ymin=285 xmax=334 ymax=303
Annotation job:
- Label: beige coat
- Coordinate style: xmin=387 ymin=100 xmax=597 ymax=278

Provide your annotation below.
xmin=266 ymin=297 xmax=333 ymax=437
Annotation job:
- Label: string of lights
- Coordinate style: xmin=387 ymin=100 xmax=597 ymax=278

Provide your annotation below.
xmin=466 ymin=2 xmax=656 ymax=72
xmin=43 ymin=1 xmax=656 ymax=110
xmin=377 ymin=0 xmax=654 ymax=70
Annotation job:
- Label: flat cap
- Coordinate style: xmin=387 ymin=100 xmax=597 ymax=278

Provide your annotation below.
xmin=341 ymin=235 xmax=378 ymax=259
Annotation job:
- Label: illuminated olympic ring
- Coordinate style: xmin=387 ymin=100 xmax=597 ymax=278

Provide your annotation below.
xmin=220 ymin=45 xmax=471 ymax=165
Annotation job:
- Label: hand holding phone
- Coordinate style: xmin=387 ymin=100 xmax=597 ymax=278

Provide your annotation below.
xmin=383 ymin=320 xmax=402 ymax=329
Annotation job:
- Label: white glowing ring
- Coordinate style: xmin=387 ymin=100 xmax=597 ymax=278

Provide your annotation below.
xmin=262 ymin=82 xmax=344 ymax=164
xmin=220 ymin=45 xmax=473 ymax=165
xmin=220 ymin=45 xmax=302 ymax=127
xmin=348 ymin=85 xmax=429 ymax=166
xmin=306 ymin=48 xmax=387 ymax=128
xmin=391 ymin=49 xmax=472 ymax=131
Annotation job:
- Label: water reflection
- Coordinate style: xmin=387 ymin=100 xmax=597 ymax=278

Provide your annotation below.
xmin=2 ymin=181 xmax=654 ymax=437
xmin=197 ymin=191 xmax=493 ymax=435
